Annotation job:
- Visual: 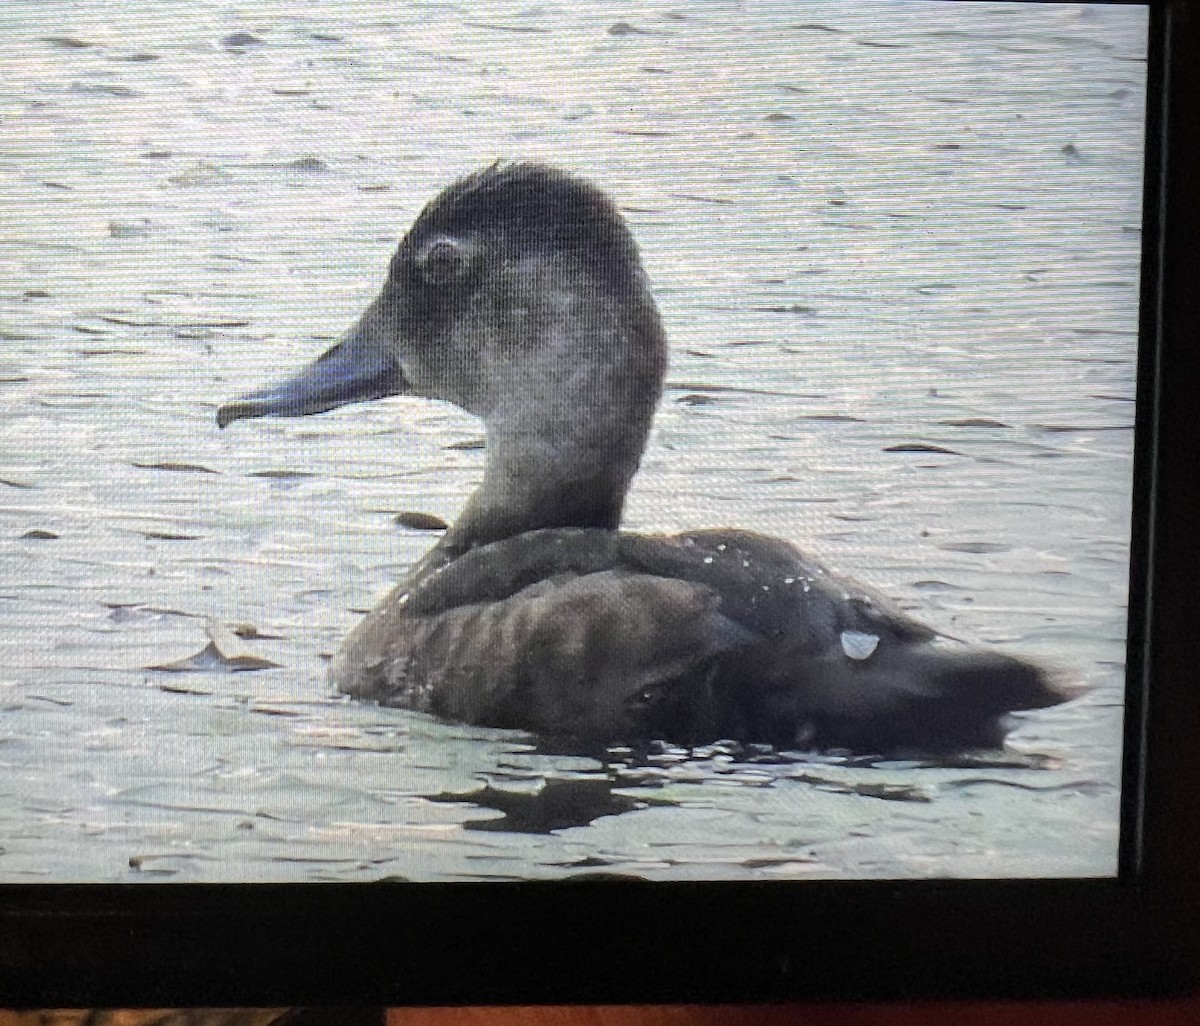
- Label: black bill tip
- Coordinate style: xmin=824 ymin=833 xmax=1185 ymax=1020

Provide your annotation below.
xmin=214 ymin=321 xmax=409 ymax=430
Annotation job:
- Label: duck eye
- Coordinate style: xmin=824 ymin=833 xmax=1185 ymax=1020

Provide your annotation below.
xmin=419 ymin=239 xmax=466 ymax=285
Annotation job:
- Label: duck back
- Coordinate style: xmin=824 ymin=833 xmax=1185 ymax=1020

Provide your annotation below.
xmin=333 ymin=528 xmax=1069 ymax=754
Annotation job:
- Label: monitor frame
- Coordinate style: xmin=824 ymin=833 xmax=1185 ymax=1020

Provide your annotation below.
xmin=2 ymin=0 xmax=1197 ymax=1007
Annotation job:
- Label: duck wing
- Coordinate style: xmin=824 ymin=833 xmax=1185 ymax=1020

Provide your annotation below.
xmin=620 ymin=529 xmax=1072 ymax=752
xmin=333 ymin=527 xmax=1071 ymax=752
xmin=333 ymin=529 xmax=758 ymax=742
xmin=618 ymin=528 xmax=939 ymax=648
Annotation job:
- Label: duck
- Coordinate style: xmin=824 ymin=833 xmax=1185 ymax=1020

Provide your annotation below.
xmin=216 ymin=162 xmax=1075 ymax=755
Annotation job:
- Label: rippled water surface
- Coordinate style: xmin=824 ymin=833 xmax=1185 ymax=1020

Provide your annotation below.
xmin=0 ymin=1 xmax=1145 ymax=881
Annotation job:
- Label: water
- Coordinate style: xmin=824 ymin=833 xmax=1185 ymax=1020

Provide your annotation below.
xmin=0 ymin=1 xmax=1145 ymax=881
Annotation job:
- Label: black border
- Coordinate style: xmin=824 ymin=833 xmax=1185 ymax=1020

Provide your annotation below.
xmin=3 ymin=0 xmax=1198 ymax=1006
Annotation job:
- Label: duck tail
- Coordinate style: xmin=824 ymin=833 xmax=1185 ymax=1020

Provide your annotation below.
xmin=762 ymin=643 xmax=1082 ymax=754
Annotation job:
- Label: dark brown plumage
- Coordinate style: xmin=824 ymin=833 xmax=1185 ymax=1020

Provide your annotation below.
xmin=217 ymin=163 xmax=1077 ymax=754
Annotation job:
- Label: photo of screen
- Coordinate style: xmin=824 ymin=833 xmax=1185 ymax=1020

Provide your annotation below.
xmin=0 ymin=0 xmax=1146 ymax=883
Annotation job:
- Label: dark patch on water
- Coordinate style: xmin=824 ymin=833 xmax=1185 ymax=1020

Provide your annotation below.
xmin=1033 ymin=423 xmax=1132 ymax=434
xmin=395 ymin=511 xmax=449 ymax=531
xmin=221 ymin=32 xmax=266 ymax=49
xmin=752 ymin=303 xmax=815 ymax=315
xmin=69 ymin=82 xmax=140 ymax=97
xmin=42 ymin=36 xmax=92 ymax=48
xmin=669 ymin=192 xmax=736 ymax=205
xmin=249 ymin=469 xmax=318 ymax=479
xmin=884 ymin=443 xmax=963 ymax=456
xmin=136 ymin=530 xmax=203 ymax=540
xmin=938 ymin=540 xmax=1011 ymax=554
xmin=912 ymin=579 xmax=969 ymax=592
xmin=131 ymin=461 xmax=220 ymax=473
xmin=464 ymin=22 xmax=551 ymax=35
xmin=943 ymin=777 xmax=1112 ymax=796
xmin=608 ymin=22 xmax=657 ymax=37
xmin=429 ymin=776 xmax=649 ymax=832
xmin=790 ymin=773 xmax=931 ymax=803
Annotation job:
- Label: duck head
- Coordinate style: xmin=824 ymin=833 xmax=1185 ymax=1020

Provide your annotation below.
xmin=218 ymin=163 xmax=668 ymax=551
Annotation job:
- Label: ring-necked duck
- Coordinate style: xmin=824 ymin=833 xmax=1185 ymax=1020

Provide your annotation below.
xmin=217 ymin=163 xmax=1076 ymax=753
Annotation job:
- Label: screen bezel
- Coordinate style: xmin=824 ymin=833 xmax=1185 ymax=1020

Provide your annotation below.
xmin=2 ymin=0 xmax=1197 ymax=1006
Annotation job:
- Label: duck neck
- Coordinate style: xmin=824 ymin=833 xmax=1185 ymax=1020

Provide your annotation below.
xmin=441 ymin=289 xmax=666 ymax=555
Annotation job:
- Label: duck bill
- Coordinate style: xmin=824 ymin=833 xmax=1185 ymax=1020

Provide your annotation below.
xmin=216 ymin=308 xmax=408 ymax=428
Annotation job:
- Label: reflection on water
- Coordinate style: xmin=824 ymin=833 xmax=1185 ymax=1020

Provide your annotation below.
xmin=430 ymin=776 xmax=649 ymax=834
xmin=0 ymin=0 xmax=1144 ymax=881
